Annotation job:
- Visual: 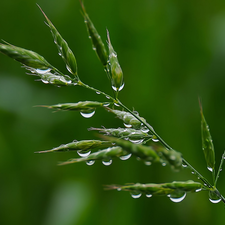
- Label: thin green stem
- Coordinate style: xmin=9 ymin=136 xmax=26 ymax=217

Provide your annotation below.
xmin=215 ymin=150 xmax=225 ymax=186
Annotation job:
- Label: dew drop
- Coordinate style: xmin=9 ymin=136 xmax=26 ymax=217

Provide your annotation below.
xmin=168 ymin=192 xmax=186 ymax=203
xmin=66 ymin=65 xmax=73 ymax=74
xmin=131 ymin=193 xmax=142 ymax=199
xmin=58 ymin=52 xmax=62 ymax=56
xmin=191 ymin=171 xmax=195 ymax=174
xmin=141 ymin=126 xmax=149 ymax=133
xmin=146 ymin=194 xmax=152 ymax=198
xmin=102 ymin=159 xmax=112 ymax=166
xmin=77 ymin=150 xmax=91 ymax=157
xmin=209 ymin=191 xmax=222 ymax=204
xmin=80 ymin=110 xmax=95 ymax=118
xmin=124 ymin=123 xmax=132 ymax=128
xmin=103 ymin=103 xmax=110 ymax=107
xmin=114 ymin=102 xmax=120 ymax=107
xmin=96 ymin=91 xmax=101 ymax=94
xmin=92 ymin=47 xmax=96 ymax=51
xmin=106 ymin=95 xmax=110 ymax=99
xmin=182 ymin=164 xmax=188 ymax=168
xmin=41 ymin=79 xmax=49 ymax=84
xmin=36 ymin=68 xmax=51 ymax=74
xmin=129 ymin=138 xmax=144 ymax=144
xmin=118 ymin=83 xmax=125 ymax=91
xmin=88 ymin=35 xmax=91 ymax=38
xmin=117 ymin=188 xmax=122 ymax=191
xmin=152 ymin=136 xmax=159 ymax=142
xmin=120 ymin=153 xmax=132 ymax=161
xmin=162 ymin=162 xmax=167 ymax=167
xmin=209 ymin=198 xmax=222 ymax=204
xmin=195 ymin=188 xmax=202 ymax=193
xmin=86 ymin=160 xmax=95 ymax=166
xmin=207 ymin=166 xmax=213 ymax=172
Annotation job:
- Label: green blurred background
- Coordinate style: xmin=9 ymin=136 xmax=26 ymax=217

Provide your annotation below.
xmin=1 ymin=0 xmax=225 ymax=224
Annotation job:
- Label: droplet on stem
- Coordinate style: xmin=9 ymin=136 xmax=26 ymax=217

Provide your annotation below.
xmin=80 ymin=110 xmax=95 ymax=118
xmin=168 ymin=192 xmax=186 ymax=203
xmin=131 ymin=192 xmax=142 ymax=199
xmin=86 ymin=160 xmax=95 ymax=166
xmin=77 ymin=150 xmax=91 ymax=157
xmin=120 ymin=153 xmax=132 ymax=161
xmin=102 ymin=159 xmax=112 ymax=166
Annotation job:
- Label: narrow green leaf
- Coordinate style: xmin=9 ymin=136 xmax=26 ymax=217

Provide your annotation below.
xmin=106 ymin=181 xmax=204 ymax=197
xmin=107 ymin=30 xmax=124 ymax=92
xmin=199 ymin=100 xmax=215 ymax=173
xmin=38 ymin=5 xmax=78 ymax=79
xmin=79 ymin=0 xmax=108 ymax=66
xmin=39 ymin=101 xmax=107 ymax=111
xmin=36 ymin=140 xmax=112 ymax=153
xmin=58 ymin=146 xmax=126 ymax=165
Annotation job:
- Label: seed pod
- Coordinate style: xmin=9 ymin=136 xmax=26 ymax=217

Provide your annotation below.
xmin=105 ymin=108 xmax=146 ymax=129
xmin=107 ymin=30 xmax=124 ymax=92
xmin=38 ymin=5 xmax=78 ymax=79
xmin=103 ymin=136 xmax=160 ymax=163
xmin=58 ymin=146 xmax=126 ymax=165
xmin=106 ymin=181 xmax=204 ymax=197
xmin=39 ymin=101 xmax=107 ymax=111
xmin=89 ymin=127 xmax=152 ymax=140
xmin=79 ymin=0 xmax=108 ymax=66
xmin=156 ymin=146 xmax=183 ymax=171
xmin=36 ymin=140 xmax=113 ymax=153
xmin=0 ymin=42 xmax=52 ymax=70
xmin=199 ymin=101 xmax=215 ymax=173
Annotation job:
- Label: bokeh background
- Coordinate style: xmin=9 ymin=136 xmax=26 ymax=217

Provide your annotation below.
xmin=1 ymin=0 xmax=225 ymax=224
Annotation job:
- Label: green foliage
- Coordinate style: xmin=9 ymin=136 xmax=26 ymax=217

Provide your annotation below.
xmin=0 ymin=0 xmax=224 ymax=206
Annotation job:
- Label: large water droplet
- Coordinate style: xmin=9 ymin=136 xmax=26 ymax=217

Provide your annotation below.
xmin=141 ymin=126 xmax=149 ymax=133
xmin=66 ymin=65 xmax=73 ymax=74
xmin=80 ymin=110 xmax=95 ymax=118
xmin=41 ymin=79 xmax=49 ymax=84
xmin=209 ymin=191 xmax=221 ymax=204
xmin=120 ymin=153 xmax=132 ymax=161
xmin=102 ymin=159 xmax=112 ymax=166
xmin=168 ymin=192 xmax=186 ymax=203
xmin=146 ymin=194 xmax=152 ymax=198
xmin=86 ymin=160 xmax=95 ymax=166
xmin=36 ymin=68 xmax=51 ymax=74
xmin=118 ymin=83 xmax=125 ymax=91
xmin=77 ymin=150 xmax=91 ymax=157
xmin=152 ymin=138 xmax=159 ymax=142
xmin=131 ymin=192 xmax=142 ymax=199
xmin=103 ymin=103 xmax=110 ymax=107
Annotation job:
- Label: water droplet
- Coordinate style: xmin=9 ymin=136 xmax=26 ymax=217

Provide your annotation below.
xmin=114 ymin=102 xmax=120 ymax=107
xmin=103 ymin=103 xmax=110 ymax=107
xmin=111 ymin=52 xmax=117 ymax=58
xmin=120 ymin=153 xmax=132 ymax=161
xmin=92 ymin=47 xmax=96 ymax=51
xmin=152 ymin=136 xmax=159 ymax=142
xmin=209 ymin=191 xmax=221 ymax=204
xmin=195 ymin=188 xmax=202 ymax=193
xmin=66 ymin=65 xmax=73 ymax=74
xmin=141 ymin=126 xmax=149 ymax=133
xmin=146 ymin=194 xmax=152 ymax=198
xmin=41 ymin=79 xmax=49 ymax=84
xmin=131 ymin=193 xmax=142 ymax=199
xmin=129 ymin=138 xmax=144 ymax=144
xmin=124 ymin=123 xmax=132 ymax=128
xmin=106 ymin=95 xmax=110 ymax=99
xmin=117 ymin=188 xmax=122 ymax=191
xmin=118 ymin=83 xmax=125 ymax=91
xmin=77 ymin=150 xmax=91 ymax=157
xmin=144 ymin=161 xmax=152 ymax=166
xmin=58 ymin=52 xmax=62 ymax=56
xmin=36 ymin=68 xmax=51 ymax=74
xmin=162 ymin=162 xmax=167 ymax=167
xmin=168 ymin=192 xmax=186 ymax=203
xmin=80 ymin=110 xmax=95 ymax=118
xmin=102 ymin=159 xmax=112 ymax=166
xmin=207 ymin=166 xmax=213 ymax=172
xmin=182 ymin=164 xmax=188 ymax=168
xmin=88 ymin=35 xmax=91 ymax=38
xmin=96 ymin=91 xmax=100 ymax=94
xmin=191 ymin=171 xmax=195 ymax=174
xmin=86 ymin=160 xmax=95 ymax=166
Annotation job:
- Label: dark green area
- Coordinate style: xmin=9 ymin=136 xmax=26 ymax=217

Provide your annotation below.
xmin=1 ymin=0 xmax=225 ymax=224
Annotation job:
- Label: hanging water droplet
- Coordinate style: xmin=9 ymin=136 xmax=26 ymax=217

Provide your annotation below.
xmin=120 ymin=153 xmax=132 ymax=160
xmin=129 ymin=138 xmax=144 ymax=144
xmin=114 ymin=102 xmax=120 ymax=107
xmin=124 ymin=123 xmax=132 ymax=128
xmin=58 ymin=52 xmax=62 ymax=56
xmin=41 ymin=79 xmax=49 ymax=84
xmin=209 ymin=191 xmax=222 ymax=204
xmin=77 ymin=150 xmax=91 ymax=157
xmin=131 ymin=192 xmax=142 ymax=199
xmin=117 ymin=187 xmax=122 ymax=191
xmin=66 ymin=65 xmax=73 ymax=74
xmin=144 ymin=161 xmax=152 ymax=166
xmin=80 ymin=110 xmax=95 ymax=118
xmin=102 ymin=159 xmax=112 ymax=166
xmin=146 ymin=194 xmax=152 ymax=198
xmin=207 ymin=166 xmax=213 ymax=172
xmin=103 ymin=103 xmax=110 ymax=107
xmin=191 ymin=171 xmax=195 ymax=174
xmin=182 ymin=164 xmax=188 ymax=168
xmin=92 ymin=47 xmax=96 ymax=51
xmin=162 ymin=162 xmax=167 ymax=167
xmin=152 ymin=135 xmax=159 ymax=142
xmin=96 ymin=91 xmax=101 ymax=94
xmin=195 ymin=188 xmax=202 ymax=193
xmin=106 ymin=95 xmax=110 ymax=99
xmin=141 ymin=126 xmax=149 ymax=133
xmin=88 ymin=35 xmax=91 ymax=38
xmin=168 ymin=192 xmax=186 ymax=203
xmin=86 ymin=160 xmax=95 ymax=166
xmin=36 ymin=68 xmax=51 ymax=74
